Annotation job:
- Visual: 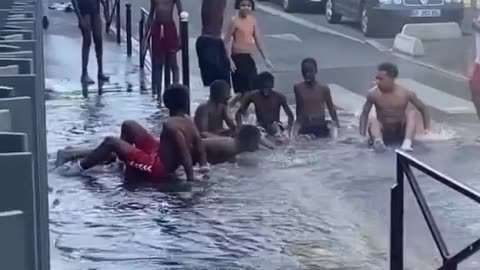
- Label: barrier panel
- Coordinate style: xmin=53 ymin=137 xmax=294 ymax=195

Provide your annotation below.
xmin=0 ymin=0 xmax=49 ymax=269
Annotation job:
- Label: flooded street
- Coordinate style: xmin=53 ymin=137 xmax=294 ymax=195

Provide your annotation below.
xmin=45 ymin=76 xmax=480 ymax=270
xmin=42 ymin=1 xmax=480 ymax=269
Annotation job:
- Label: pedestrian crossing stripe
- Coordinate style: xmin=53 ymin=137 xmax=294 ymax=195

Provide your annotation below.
xmin=397 ymin=79 xmax=477 ymax=114
xmin=326 ymin=79 xmax=477 ymax=116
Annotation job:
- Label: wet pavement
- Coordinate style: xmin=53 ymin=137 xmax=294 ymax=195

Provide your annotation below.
xmin=44 ymin=2 xmax=480 ymax=270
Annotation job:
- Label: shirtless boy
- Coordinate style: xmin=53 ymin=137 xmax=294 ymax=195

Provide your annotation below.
xmin=294 ymin=58 xmax=339 ymax=138
xmin=194 ymin=80 xmax=236 ymax=138
xmin=235 ymin=72 xmax=294 ymax=139
xmin=359 ymin=62 xmax=430 ymax=152
xmin=71 ymin=0 xmax=109 ymax=84
xmin=198 ymin=124 xmax=262 ymax=165
xmin=196 ymin=0 xmax=230 ymax=87
xmin=58 ymin=84 xmax=208 ymax=182
xmin=148 ymin=0 xmax=183 ymax=100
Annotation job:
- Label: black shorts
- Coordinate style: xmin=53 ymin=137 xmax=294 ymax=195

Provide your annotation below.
xmin=231 ymin=53 xmax=257 ymax=94
xmin=383 ymin=123 xmax=405 ymax=145
xmin=299 ymin=124 xmax=330 ymax=138
xmin=196 ymin=36 xmax=231 ymax=87
xmin=78 ymin=0 xmax=100 ymax=15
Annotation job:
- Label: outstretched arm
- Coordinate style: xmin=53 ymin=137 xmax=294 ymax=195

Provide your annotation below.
xmin=175 ymin=0 xmax=184 ymax=15
xmin=408 ymin=91 xmax=431 ymax=130
xmin=222 ymin=105 xmax=237 ymax=132
xmin=164 ymin=123 xmax=195 ymax=181
xmin=280 ymin=94 xmax=294 ymax=129
xmin=325 ymin=87 xmax=340 ymax=128
xmin=235 ymin=93 xmax=253 ymax=126
xmin=359 ymin=93 xmax=374 ymax=136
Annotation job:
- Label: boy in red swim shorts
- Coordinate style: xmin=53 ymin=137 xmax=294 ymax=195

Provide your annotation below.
xmin=58 ymin=84 xmax=208 ymax=182
xmin=147 ymin=0 xmax=184 ymax=104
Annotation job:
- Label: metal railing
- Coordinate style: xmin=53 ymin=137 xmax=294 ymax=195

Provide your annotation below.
xmin=0 ymin=0 xmax=50 ymax=269
xmin=391 ymin=150 xmax=480 ymax=270
xmin=101 ymin=0 xmax=121 ymax=44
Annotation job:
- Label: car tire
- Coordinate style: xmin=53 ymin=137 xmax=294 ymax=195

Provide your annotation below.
xmin=361 ymin=4 xmax=379 ymax=37
xmin=325 ymin=0 xmax=341 ymax=24
xmin=283 ymin=0 xmax=305 ymax=13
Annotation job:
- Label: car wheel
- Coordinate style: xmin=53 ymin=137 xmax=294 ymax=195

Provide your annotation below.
xmin=361 ymin=4 xmax=378 ymax=37
xmin=283 ymin=0 xmax=303 ymax=13
xmin=325 ymin=0 xmax=341 ymax=24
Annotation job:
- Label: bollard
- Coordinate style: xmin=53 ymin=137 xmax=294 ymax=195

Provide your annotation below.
xmin=126 ymin=3 xmax=132 ymax=57
xmin=105 ymin=0 xmax=110 ymax=33
xmin=180 ymin=11 xmax=190 ymax=114
xmin=116 ymin=0 xmax=121 ymax=44
xmin=139 ymin=12 xmax=145 ymax=68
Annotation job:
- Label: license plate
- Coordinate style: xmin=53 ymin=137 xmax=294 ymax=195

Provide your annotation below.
xmin=411 ymin=9 xmax=441 ymax=17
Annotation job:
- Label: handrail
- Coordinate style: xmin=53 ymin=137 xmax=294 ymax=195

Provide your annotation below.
xmin=100 ymin=0 xmax=121 ymax=43
xmin=139 ymin=8 xmax=151 ymax=70
xmin=390 ymin=150 xmax=480 ymax=270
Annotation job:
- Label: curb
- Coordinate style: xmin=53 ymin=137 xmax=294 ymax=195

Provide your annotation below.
xmin=393 ymin=33 xmax=424 ymax=57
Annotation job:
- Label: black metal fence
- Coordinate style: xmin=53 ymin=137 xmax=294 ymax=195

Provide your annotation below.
xmin=391 ymin=150 xmax=480 ymax=270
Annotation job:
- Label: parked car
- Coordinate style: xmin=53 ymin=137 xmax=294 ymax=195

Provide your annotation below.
xmin=324 ymin=0 xmax=464 ymax=37
xmin=258 ymin=0 xmax=326 ymax=13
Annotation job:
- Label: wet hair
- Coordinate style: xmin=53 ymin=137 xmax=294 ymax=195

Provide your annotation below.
xmin=301 ymin=58 xmax=318 ymax=72
xmin=210 ymin=80 xmax=229 ymax=103
xmin=378 ymin=62 xmax=399 ymax=78
xmin=234 ymin=0 xmax=255 ymax=10
xmin=236 ymin=124 xmax=261 ymax=151
xmin=257 ymin=71 xmax=274 ymax=89
xmin=163 ymin=84 xmax=189 ymax=115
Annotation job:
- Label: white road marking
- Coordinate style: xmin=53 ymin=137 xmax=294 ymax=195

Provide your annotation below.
xmin=266 ymin=33 xmax=303 ymax=42
xmin=397 ymin=78 xmax=476 ymax=114
xmin=256 ymin=3 xmax=366 ymax=44
xmin=328 ymin=84 xmax=367 ymax=115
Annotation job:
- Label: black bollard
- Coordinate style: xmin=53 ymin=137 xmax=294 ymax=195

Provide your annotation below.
xmin=126 ymin=3 xmax=132 ymax=57
xmin=139 ymin=12 xmax=145 ymax=68
xmin=115 ymin=0 xmax=121 ymax=44
xmin=105 ymin=0 xmax=110 ymax=33
xmin=180 ymin=12 xmax=190 ymax=114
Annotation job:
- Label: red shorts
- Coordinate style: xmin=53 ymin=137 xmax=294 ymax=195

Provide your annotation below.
xmin=124 ymin=133 xmax=165 ymax=181
xmin=151 ymin=21 xmax=179 ymax=55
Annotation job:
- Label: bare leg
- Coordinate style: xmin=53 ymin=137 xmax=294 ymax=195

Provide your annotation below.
xmin=120 ymin=120 xmax=152 ymax=144
xmin=80 ymin=14 xmax=94 ymax=84
xmin=92 ymin=14 xmax=109 ymax=81
xmin=79 ymin=137 xmax=132 ymax=170
xmin=152 ymin=54 xmax=164 ymax=100
xmin=167 ymin=52 xmax=179 ymax=84
xmin=470 ymin=80 xmax=480 ymax=120
xmin=401 ymin=110 xmax=416 ymax=151
xmin=368 ymin=117 xmax=386 ymax=151
xmin=56 ymin=147 xmax=95 ymax=167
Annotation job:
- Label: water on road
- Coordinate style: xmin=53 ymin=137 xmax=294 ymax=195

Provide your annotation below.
xmin=45 ymin=72 xmax=480 ymax=270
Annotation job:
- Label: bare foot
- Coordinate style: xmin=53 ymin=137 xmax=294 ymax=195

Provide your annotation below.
xmin=98 ymin=73 xmax=110 ymax=82
xmin=81 ymin=74 xmax=95 ymax=84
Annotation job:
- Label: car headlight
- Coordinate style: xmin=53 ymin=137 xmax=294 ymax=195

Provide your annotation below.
xmin=445 ymin=0 xmax=452 ymax=3
xmin=393 ymin=0 xmax=402 ymax=4
xmin=379 ymin=0 xmax=392 ymax=4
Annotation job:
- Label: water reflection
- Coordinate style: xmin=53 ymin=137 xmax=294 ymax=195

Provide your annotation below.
xmin=47 ymin=77 xmax=480 ymax=270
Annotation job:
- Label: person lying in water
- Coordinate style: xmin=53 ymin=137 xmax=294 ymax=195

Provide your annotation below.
xmin=57 ymin=84 xmax=209 ymax=182
xmin=235 ymin=71 xmax=294 ymax=146
xmin=194 ymin=124 xmax=262 ymax=165
xmin=294 ymin=58 xmax=340 ymax=139
xmin=58 ymin=123 xmax=263 ymax=170
xmin=359 ymin=62 xmax=430 ymax=152
xmin=194 ymin=79 xmax=236 ymax=138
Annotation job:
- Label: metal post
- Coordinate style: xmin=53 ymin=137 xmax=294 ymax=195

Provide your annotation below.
xmin=390 ymin=155 xmax=404 ymax=270
xmin=139 ymin=12 xmax=145 ymax=68
xmin=115 ymin=0 xmax=121 ymax=44
xmin=126 ymin=3 xmax=132 ymax=57
xmin=105 ymin=0 xmax=110 ymax=33
xmin=180 ymin=12 xmax=190 ymax=114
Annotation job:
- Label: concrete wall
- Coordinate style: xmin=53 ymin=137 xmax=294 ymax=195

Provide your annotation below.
xmin=0 ymin=0 xmax=49 ymax=270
